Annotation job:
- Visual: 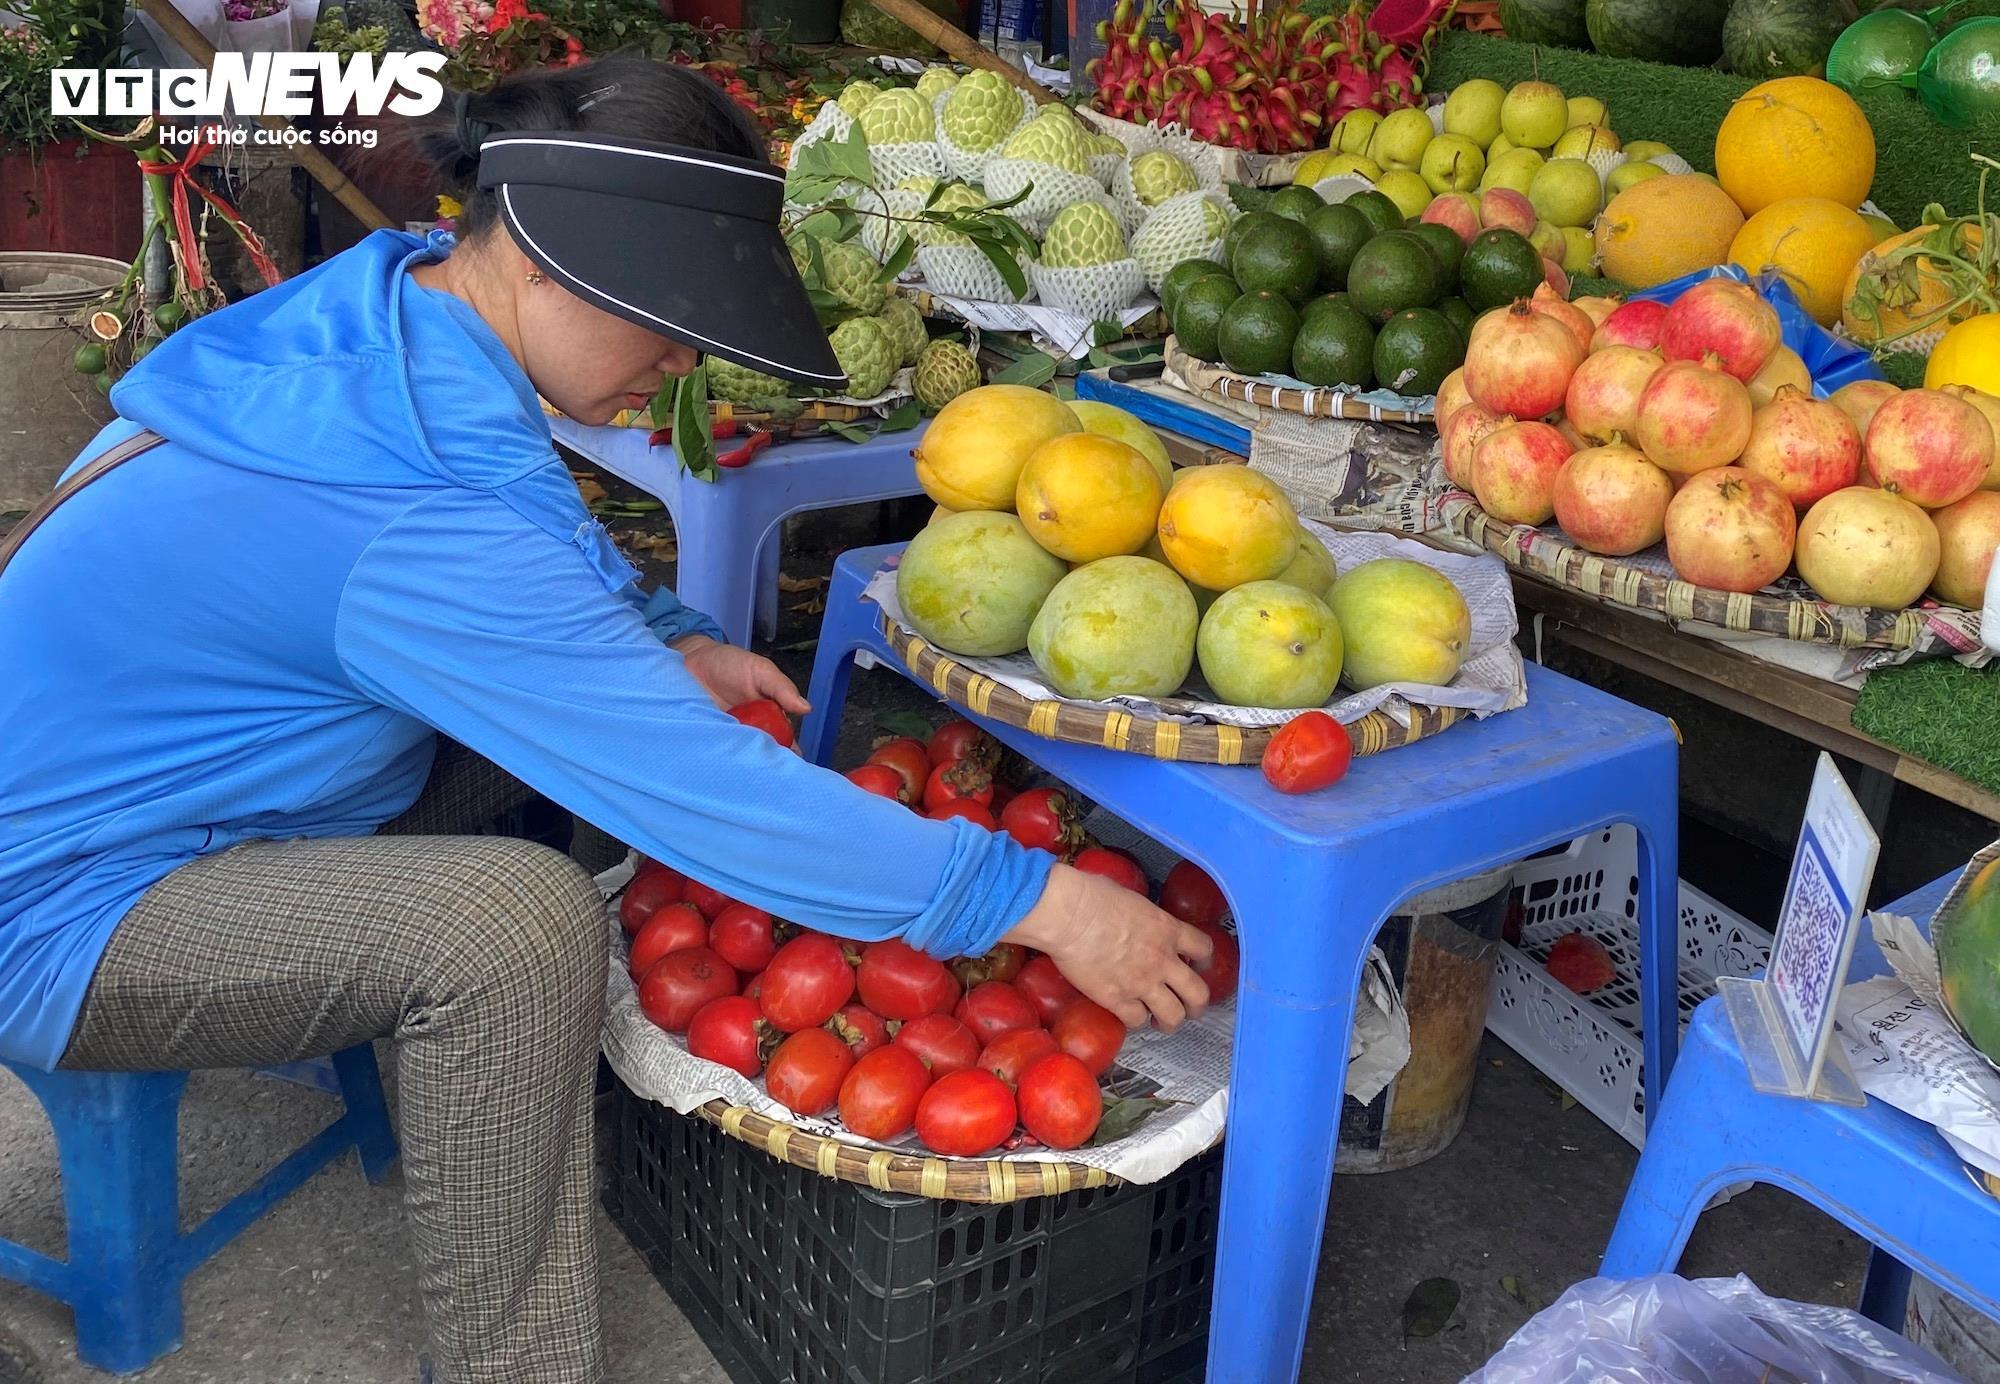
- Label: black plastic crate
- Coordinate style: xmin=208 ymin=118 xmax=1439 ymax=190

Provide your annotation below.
xmin=604 ymin=1079 xmax=1221 ymax=1384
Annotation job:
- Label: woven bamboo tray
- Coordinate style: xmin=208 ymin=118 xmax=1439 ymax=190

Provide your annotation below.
xmin=1439 ymin=492 xmax=1960 ymax=653
xmin=882 ymin=612 xmax=1466 ymax=764
xmin=1166 ymin=339 xmax=1437 ymax=424
xmin=689 ymin=1098 xmax=1119 ymax=1202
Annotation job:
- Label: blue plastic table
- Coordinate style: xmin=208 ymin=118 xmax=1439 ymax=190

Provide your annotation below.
xmin=550 ymin=416 xmax=928 ymax=647
xmin=802 ymin=544 xmax=1683 ymax=1384
xmin=1601 ymin=871 xmax=2000 ymax=1331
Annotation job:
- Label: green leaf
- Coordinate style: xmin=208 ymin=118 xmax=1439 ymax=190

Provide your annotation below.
xmin=821 ymin=419 xmax=874 ymax=443
xmin=878 ymin=398 xmax=921 ymax=433
xmin=1088 ymin=1094 xmax=1173 ymax=1146
xmin=878 ymin=234 xmax=917 ymax=283
xmin=1091 ymin=318 xmax=1123 ymax=347
xmin=993 ymin=351 xmax=1059 ymax=389
xmin=673 ymin=365 xmax=716 ymax=482
xmin=796 ymin=208 xmax=844 ymax=242
xmin=877 ymin=709 xmax=935 ymax=739
xmin=982 ymin=185 xmax=1031 ymax=213
xmin=1400 ymin=1278 xmax=1460 ymax=1346
xmin=1086 ymin=346 xmax=1121 ymax=369
xmin=969 ymin=237 xmax=1029 ymax=302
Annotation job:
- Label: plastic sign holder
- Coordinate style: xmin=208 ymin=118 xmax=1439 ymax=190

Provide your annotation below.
xmin=1718 ymin=754 xmax=1880 ymax=1107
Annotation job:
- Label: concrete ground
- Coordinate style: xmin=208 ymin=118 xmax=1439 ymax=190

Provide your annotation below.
xmin=0 ymin=477 xmax=1895 ymax=1383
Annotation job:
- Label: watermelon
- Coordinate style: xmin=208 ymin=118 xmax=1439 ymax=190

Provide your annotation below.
xmin=1585 ymin=0 xmax=1733 ymax=66
xmin=1723 ymin=0 xmax=1860 ymax=78
xmin=1499 ymin=0 xmax=1591 ymax=48
xmin=1937 ymin=855 xmax=2000 ymax=1067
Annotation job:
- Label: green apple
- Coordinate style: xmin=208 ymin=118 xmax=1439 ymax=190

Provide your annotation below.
xmin=1324 ymin=152 xmax=1383 ymax=180
xmin=1529 ymin=219 xmax=1567 ymax=263
xmin=1333 ymin=108 xmax=1384 ymax=157
xmin=1528 ymin=158 xmax=1603 ymax=228
xmin=1478 ymin=146 xmax=1545 ymax=196
xmin=1368 ymin=107 xmax=1435 ymax=170
xmin=1565 ymin=95 xmax=1607 ymax=129
xmin=1374 ymin=169 xmax=1435 ymax=221
xmin=1553 ymin=123 xmax=1621 ymax=160
xmin=1607 ymin=159 xmax=1666 ymax=195
xmin=1500 ymin=80 xmax=1567 ymax=150
xmin=1560 ymin=225 xmax=1595 ymax=275
xmin=1622 ymin=139 xmax=1674 ymax=164
xmin=1419 ymin=134 xmax=1486 ymax=195
xmin=1442 ymin=78 xmax=1505 ymax=149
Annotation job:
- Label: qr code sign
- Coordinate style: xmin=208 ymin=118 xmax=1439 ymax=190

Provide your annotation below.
xmin=1770 ymin=828 xmax=1849 ymax=1047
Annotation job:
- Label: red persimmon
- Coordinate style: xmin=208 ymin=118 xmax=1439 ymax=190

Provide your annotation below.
xmin=709 ymin=903 xmax=780 ymax=973
xmin=1191 ymin=917 xmax=1239 ymax=1001
xmin=1072 ymin=846 xmax=1148 ymax=895
xmin=927 ymin=800 xmax=998 ymax=829
xmin=978 ymin=1028 xmax=1060 ymax=1087
xmin=1158 ymin=860 xmax=1226 ymax=927
xmin=682 ymin=880 xmax=736 ymax=920
xmin=765 ymin=1027 xmax=854 ymax=1117
xmin=727 ymin=698 xmax=796 ymax=748
xmin=892 ymin=1013 xmax=981 ymax=1077
xmin=927 ymin=719 xmax=996 ymax=769
xmin=923 ymin=758 xmax=994 ymax=813
xmin=845 ymin=764 xmax=906 ymax=801
xmin=759 ymin=935 xmax=857 ymax=1032
xmin=998 ymin=787 xmax=1085 ymax=856
xmin=1051 ymin=998 xmax=1126 ymax=1078
xmin=1261 ymin=710 xmax=1353 ymax=794
xmin=1015 ymin=954 xmax=1083 ymax=1026
xmin=1016 ymin=1052 xmax=1103 ymax=1150
xmin=856 ymin=939 xmax=960 ymax=1020
xmin=949 ymin=942 xmax=1025 ymax=988
xmin=619 ymin=867 xmax=686 ymax=936
xmin=628 ymin=902 xmax=709 ymax=979
xmin=866 ymin=737 xmax=930 ymax=802
xmin=637 ymin=947 xmax=738 ymax=1033
xmin=955 ymin=981 xmax=1040 ymax=1046
xmin=685 ymin=995 xmax=773 ymax=1078
xmin=915 ymin=1069 xmax=1018 ymax=1156
xmin=829 ymin=1003 xmax=890 ymax=1057
xmin=837 ymin=1045 xmax=932 ymax=1141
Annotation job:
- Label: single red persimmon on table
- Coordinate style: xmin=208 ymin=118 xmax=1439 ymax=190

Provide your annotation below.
xmin=708 ymin=902 xmax=780 ymax=974
xmin=1262 ymin=711 xmax=1353 ymax=794
xmin=829 ymin=1002 xmax=890 ymax=1057
xmin=627 ymin=902 xmax=710 ymax=980
xmin=838 ymin=1045 xmax=933 ymax=1141
xmin=999 ymin=787 xmax=1085 ymax=857
xmin=727 ymin=698 xmax=796 ymax=748
xmin=955 ymin=980 xmax=1041 ymax=1045
xmin=915 ymin=1069 xmax=1018 ymax=1156
xmin=618 ymin=867 xmax=686 ymax=937
xmin=1016 ymin=1052 xmax=1103 ymax=1150
xmin=685 ymin=995 xmax=772 ymax=1078
xmin=855 ymin=939 xmax=960 ymax=1020
xmin=637 ymin=946 xmax=738 ymax=1033
xmin=765 ymin=1027 xmax=855 ymax=1117
xmin=759 ymin=934 xmax=857 ymax=1032
xmin=978 ymin=1027 xmax=1060 ymax=1087
xmin=892 ymin=1012 xmax=982 ymax=1077
xmin=1051 ymin=998 xmax=1127 ymax=1078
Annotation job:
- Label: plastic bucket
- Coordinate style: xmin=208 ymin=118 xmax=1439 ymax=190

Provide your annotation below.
xmin=1337 ymin=866 xmax=1513 ymax=1174
xmin=0 ymin=252 xmax=125 ymax=512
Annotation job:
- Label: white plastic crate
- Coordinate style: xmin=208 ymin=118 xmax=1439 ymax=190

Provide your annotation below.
xmin=1487 ymin=826 xmax=1774 ymax=1149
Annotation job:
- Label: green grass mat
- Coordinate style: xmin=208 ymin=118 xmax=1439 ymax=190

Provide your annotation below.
xmin=1426 ymin=32 xmax=2000 ymax=231
xmin=1853 ymin=657 xmax=2000 ymax=796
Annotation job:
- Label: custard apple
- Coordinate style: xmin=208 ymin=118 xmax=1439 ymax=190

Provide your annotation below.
xmin=941 ymin=70 xmax=1020 ymax=153
xmin=878 ymin=295 xmax=929 ymax=366
xmin=830 ymin=317 xmax=898 ymax=399
xmin=836 ymin=81 xmax=881 ymax=119
xmin=1040 ymin=202 xmax=1128 ymax=269
xmin=1130 ymin=150 xmax=1198 ymax=207
xmin=858 ymin=87 xmax=935 ymax=146
xmin=708 ymin=358 xmax=791 ymax=404
xmin=1091 ymin=132 xmax=1126 ymax=158
xmin=917 ymin=183 xmax=987 ymax=248
xmin=913 ymin=339 xmax=980 ymax=412
xmin=815 ymin=235 xmax=891 ymax=316
xmin=915 ymin=66 xmax=959 ymax=102
xmin=1002 ymin=112 xmax=1089 ymax=175
xmin=1197 ymin=197 xmax=1233 ymax=238
xmin=896 ymin=175 xmax=939 ymax=196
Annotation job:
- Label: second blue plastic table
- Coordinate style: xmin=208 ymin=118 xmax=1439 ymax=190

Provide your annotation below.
xmin=801 ymin=544 xmax=1683 ymax=1384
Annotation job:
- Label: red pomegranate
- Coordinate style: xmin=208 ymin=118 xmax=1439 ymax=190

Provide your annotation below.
xmin=1442 ymin=402 xmax=1508 ymax=491
xmin=1864 ymin=388 xmax=1994 ymax=509
xmin=1472 ymin=420 xmax=1576 ymax=526
xmin=1565 ymin=346 xmax=1665 ymax=445
xmin=1737 ymin=386 xmax=1862 ymax=511
xmin=1530 ymin=285 xmax=1595 ymax=355
xmin=1592 ymin=298 xmax=1669 ymax=352
xmin=1663 ymin=467 xmax=1797 ymax=592
xmin=1659 ymin=279 xmax=1782 ymax=382
xmin=1464 ymin=300 xmax=1586 ymax=421
xmin=1552 ymin=443 xmax=1676 ymax=556
xmin=1634 ymin=354 xmax=1755 ymax=476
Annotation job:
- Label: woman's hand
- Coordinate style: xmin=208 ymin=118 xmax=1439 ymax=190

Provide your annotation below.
xmin=1004 ymin=864 xmax=1213 ymax=1031
xmin=672 ymin=634 xmax=810 ymax=715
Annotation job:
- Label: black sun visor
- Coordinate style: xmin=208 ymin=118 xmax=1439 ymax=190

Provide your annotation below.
xmin=476 ymin=131 xmax=844 ymax=388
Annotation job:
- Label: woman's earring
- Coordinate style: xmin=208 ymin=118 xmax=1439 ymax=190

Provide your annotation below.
xmin=526 ymin=270 xmax=546 ymax=285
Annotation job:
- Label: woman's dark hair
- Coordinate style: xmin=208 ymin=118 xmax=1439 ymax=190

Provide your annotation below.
xmin=411 ymin=54 xmax=766 ymax=242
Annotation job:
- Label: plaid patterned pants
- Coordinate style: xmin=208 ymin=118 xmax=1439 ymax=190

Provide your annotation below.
xmin=60 ymin=743 xmax=610 ymax=1384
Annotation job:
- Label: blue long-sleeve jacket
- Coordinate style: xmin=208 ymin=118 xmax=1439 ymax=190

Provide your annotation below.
xmin=0 ymin=229 xmax=1051 ymax=1070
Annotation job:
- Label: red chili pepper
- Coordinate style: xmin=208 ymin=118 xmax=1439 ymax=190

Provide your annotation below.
xmin=715 ymin=430 xmax=775 ymax=468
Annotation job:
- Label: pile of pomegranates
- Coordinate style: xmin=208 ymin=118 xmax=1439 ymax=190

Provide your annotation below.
xmin=622 ymin=709 xmax=1242 ymax=1159
xmin=1442 ymin=278 xmax=1999 ymax=611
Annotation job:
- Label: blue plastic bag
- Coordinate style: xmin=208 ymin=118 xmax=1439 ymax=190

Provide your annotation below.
xmin=1629 ymin=266 xmax=1887 ymax=399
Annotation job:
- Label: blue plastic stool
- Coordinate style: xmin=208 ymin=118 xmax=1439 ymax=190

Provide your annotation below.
xmin=551 ymin=416 xmax=927 ymax=647
xmin=1602 ymin=874 xmax=2000 ymax=1331
xmin=802 ymin=544 xmax=1683 ymax=1384
xmin=0 ymin=1044 xmax=399 ymax=1374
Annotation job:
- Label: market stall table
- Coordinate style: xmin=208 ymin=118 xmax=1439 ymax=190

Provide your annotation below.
xmin=549 ymin=416 xmax=927 ymax=647
xmin=800 ymin=543 xmax=1683 ymax=1384
xmin=1072 ymin=374 xmax=2000 ymax=827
